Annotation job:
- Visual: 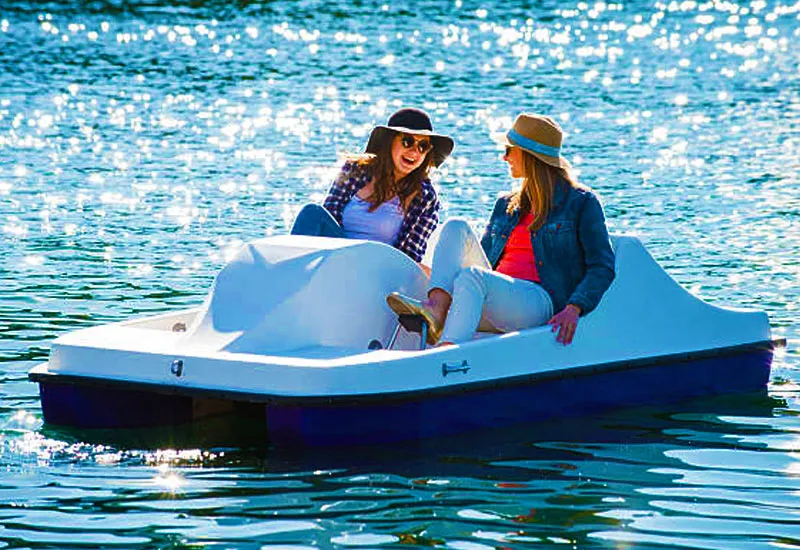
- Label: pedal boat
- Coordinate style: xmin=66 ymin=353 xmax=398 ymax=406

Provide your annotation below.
xmin=29 ymin=235 xmax=781 ymax=447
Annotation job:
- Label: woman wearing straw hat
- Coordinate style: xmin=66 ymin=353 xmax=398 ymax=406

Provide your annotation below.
xmin=291 ymin=107 xmax=454 ymax=264
xmin=387 ymin=113 xmax=615 ymax=346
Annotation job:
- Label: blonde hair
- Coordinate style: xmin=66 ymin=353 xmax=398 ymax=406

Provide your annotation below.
xmin=507 ymin=151 xmax=582 ymax=231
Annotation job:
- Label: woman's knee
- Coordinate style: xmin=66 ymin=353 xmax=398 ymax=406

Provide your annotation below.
xmin=296 ymin=203 xmax=326 ymax=220
xmin=291 ymin=203 xmax=327 ymax=234
xmin=439 ymin=218 xmax=473 ymax=242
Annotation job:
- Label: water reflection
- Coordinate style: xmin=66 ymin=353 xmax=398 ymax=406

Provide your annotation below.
xmin=2 ymin=393 xmax=787 ymax=546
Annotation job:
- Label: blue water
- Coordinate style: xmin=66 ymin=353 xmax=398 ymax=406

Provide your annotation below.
xmin=1 ymin=0 xmax=798 ymax=547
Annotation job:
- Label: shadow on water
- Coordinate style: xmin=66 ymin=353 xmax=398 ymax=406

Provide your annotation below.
xmin=41 ymin=390 xmax=782 ymax=477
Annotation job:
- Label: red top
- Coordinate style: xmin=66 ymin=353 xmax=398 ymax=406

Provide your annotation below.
xmin=495 ymin=213 xmax=540 ymax=283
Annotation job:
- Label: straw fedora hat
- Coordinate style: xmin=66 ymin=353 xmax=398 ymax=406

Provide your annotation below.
xmin=500 ymin=113 xmax=569 ymax=169
xmin=366 ymin=108 xmax=455 ymax=167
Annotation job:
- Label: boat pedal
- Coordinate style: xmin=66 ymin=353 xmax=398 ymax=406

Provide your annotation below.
xmin=397 ymin=314 xmax=427 ymax=333
xmin=388 ymin=314 xmax=429 ymax=351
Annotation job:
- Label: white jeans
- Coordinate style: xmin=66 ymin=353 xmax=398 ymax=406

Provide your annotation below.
xmin=428 ymin=219 xmax=554 ymax=343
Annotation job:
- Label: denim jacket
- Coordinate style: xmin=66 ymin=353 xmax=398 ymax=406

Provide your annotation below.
xmin=479 ymin=181 xmax=615 ymax=315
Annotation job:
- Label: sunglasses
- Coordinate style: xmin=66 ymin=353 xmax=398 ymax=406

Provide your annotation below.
xmin=504 ymin=145 xmax=515 ymax=157
xmin=400 ymin=134 xmax=433 ymax=155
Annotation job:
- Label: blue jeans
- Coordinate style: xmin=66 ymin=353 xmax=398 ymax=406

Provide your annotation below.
xmin=290 ymin=204 xmax=345 ymax=238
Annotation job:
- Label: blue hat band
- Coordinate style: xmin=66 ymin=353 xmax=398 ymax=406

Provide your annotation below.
xmin=507 ymin=129 xmax=561 ymax=158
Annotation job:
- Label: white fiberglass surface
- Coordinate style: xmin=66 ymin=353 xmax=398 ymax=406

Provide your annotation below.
xmin=121 ymin=309 xmax=200 ymax=331
xmin=272 ymin=345 xmax=390 ymax=360
xmin=182 ymin=236 xmax=428 ymax=355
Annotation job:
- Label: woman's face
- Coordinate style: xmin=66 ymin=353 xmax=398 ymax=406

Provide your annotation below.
xmin=503 ymin=145 xmax=525 ymax=178
xmin=391 ymin=133 xmax=431 ymax=179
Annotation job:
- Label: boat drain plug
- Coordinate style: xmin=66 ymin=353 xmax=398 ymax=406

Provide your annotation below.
xmin=170 ymin=359 xmax=184 ymax=377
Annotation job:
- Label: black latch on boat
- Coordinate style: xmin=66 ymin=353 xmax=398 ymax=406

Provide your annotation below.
xmin=442 ymin=360 xmax=470 ymax=377
xmin=170 ymin=359 xmax=184 ymax=378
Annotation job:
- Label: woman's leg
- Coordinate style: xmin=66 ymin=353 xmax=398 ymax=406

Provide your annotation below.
xmin=290 ymin=204 xmax=345 ymax=238
xmin=426 ymin=219 xmax=491 ymax=324
xmin=428 ymin=219 xmax=491 ymax=295
xmin=439 ymin=266 xmax=553 ymax=344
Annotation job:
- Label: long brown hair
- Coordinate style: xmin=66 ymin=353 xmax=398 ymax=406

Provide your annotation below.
xmin=507 ymin=151 xmax=581 ymax=231
xmin=347 ymin=131 xmax=435 ymax=212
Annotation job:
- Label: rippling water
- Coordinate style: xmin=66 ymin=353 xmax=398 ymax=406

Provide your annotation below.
xmin=1 ymin=0 xmax=798 ymax=547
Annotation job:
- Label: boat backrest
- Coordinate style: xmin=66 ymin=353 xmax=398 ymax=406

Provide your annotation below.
xmin=181 ymin=236 xmax=428 ymax=354
xmin=578 ymin=234 xmax=768 ymax=356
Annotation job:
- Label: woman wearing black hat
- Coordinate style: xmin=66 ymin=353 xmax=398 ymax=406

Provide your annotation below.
xmin=291 ymin=108 xmax=454 ymax=264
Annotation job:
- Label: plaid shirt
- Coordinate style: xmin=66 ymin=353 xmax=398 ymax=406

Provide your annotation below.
xmin=323 ymin=161 xmax=440 ymax=262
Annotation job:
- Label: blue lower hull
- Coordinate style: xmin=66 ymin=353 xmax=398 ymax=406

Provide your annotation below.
xmin=35 ymin=347 xmax=774 ymax=447
xmin=39 ymin=383 xmax=195 ymax=429
xmin=264 ymin=348 xmax=774 ymax=447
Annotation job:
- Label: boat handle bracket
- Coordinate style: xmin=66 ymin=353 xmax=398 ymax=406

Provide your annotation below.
xmin=170 ymin=359 xmax=184 ymax=378
xmin=442 ymin=360 xmax=470 ymax=377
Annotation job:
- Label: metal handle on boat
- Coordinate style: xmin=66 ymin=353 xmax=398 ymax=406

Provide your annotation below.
xmin=442 ymin=360 xmax=470 ymax=377
xmin=170 ymin=359 xmax=184 ymax=377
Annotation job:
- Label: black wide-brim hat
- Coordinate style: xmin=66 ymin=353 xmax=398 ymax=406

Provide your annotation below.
xmin=366 ymin=108 xmax=455 ymax=167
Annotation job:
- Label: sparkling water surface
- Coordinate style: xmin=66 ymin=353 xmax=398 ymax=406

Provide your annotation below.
xmin=1 ymin=0 xmax=798 ymax=547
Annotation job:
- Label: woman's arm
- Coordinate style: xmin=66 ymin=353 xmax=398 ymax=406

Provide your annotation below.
xmin=396 ymin=185 xmax=440 ymax=263
xmin=548 ymin=192 xmax=615 ymax=345
xmin=566 ymin=192 xmax=616 ymax=314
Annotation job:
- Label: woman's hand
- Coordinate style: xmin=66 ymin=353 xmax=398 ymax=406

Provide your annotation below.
xmin=548 ymin=304 xmax=582 ymax=345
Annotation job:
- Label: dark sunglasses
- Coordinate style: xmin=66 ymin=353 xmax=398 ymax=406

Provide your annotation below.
xmin=504 ymin=145 xmax=515 ymax=156
xmin=400 ymin=134 xmax=433 ymax=155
